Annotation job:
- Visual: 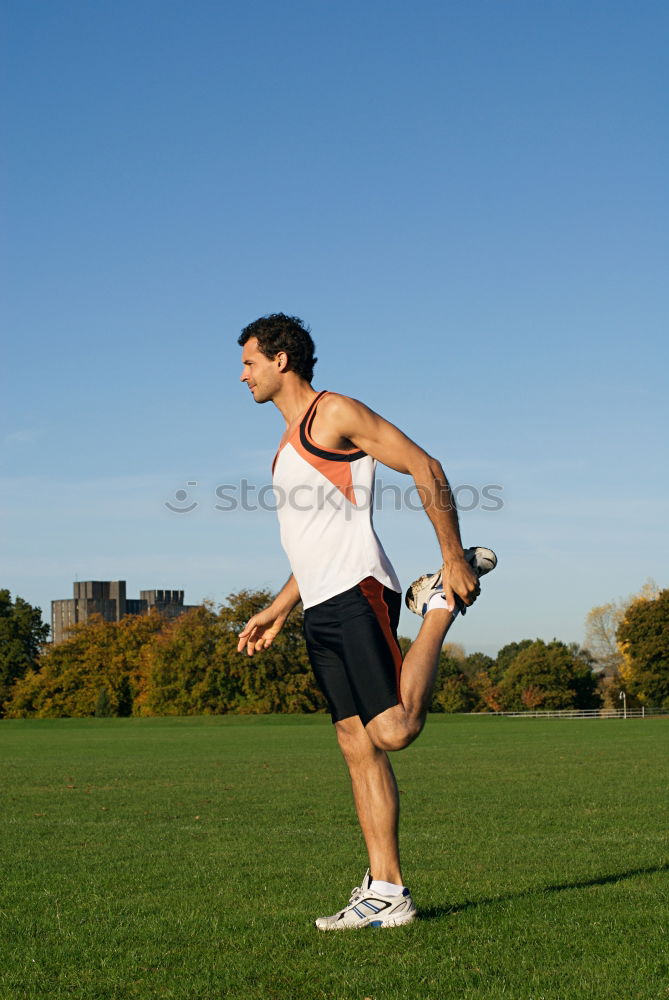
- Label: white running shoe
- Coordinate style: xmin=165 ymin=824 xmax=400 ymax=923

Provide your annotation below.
xmin=405 ymin=546 xmax=497 ymax=618
xmin=314 ymin=870 xmax=417 ymax=930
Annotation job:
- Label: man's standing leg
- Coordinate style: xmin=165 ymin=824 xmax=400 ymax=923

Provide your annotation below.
xmin=313 ymin=607 xmax=454 ymax=930
xmin=335 ymin=715 xmax=403 ymax=885
xmin=313 ymin=714 xmax=417 ymax=930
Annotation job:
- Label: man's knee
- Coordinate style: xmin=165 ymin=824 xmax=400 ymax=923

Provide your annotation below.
xmin=366 ymin=710 xmax=423 ymax=752
xmin=335 ymin=716 xmax=376 ymax=765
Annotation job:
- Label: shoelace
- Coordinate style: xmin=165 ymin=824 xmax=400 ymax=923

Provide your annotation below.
xmin=334 ymin=881 xmax=370 ymax=919
xmin=347 ymin=884 xmax=365 ymax=906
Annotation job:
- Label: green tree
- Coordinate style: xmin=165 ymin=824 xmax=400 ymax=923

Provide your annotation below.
xmin=618 ymin=589 xmax=669 ymax=707
xmin=493 ymin=640 xmax=534 ymax=682
xmin=0 ymin=590 xmax=50 ymax=715
xmin=432 ymin=673 xmax=474 ymax=713
xmin=498 ymin=639 xmax=601 ymax=711
xmin=141 ymin=591 xmax=326 ymax=716
xmin=95 ymin=686 xmax=113 ymax=717
xmin=141 ymin=603 xmax=239 ymax=716
xmin=4 ymin=590 xmax=325 ymax=718
xmin=219 ymin=590 xmax=326 ymax=714
xmin=430 ymin=648 xmax=472 ymax=712
xmin=462 ymin=651 xmax=494 ymax=679
xmin=469 ymin=670 xmax=503 ymax=712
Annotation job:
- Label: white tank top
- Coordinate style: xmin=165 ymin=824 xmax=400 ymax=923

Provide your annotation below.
xmin=272 ymin=390 xmax=401 ymax=609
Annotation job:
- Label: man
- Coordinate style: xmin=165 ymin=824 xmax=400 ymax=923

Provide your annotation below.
xmin=236 ymin=313 xmax=496 ymax=930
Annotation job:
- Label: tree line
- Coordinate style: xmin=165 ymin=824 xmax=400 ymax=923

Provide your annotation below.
xmin=1 ymin=584 xmax=667 ymax=719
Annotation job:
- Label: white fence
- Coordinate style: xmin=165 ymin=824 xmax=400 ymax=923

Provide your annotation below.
xmin=469 ymin=707 xmax=666 ymax=720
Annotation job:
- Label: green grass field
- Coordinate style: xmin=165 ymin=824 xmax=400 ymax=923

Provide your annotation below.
xmin=1 ymin=714 xmax=668 ymax=1000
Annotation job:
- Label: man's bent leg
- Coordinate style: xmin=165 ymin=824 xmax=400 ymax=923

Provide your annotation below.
xmin=335 ymin=715 xmax=403 ymax=885
xmin=365 ymin=607 xmax=456 ymax=751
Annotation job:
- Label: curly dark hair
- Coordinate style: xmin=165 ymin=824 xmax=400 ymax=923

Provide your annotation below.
xmin=238 ymin=313 xmax=317 ymax=383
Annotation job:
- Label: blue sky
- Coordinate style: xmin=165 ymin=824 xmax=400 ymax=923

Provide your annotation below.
xmin=2 ymin=0 xmax=667 ymax=656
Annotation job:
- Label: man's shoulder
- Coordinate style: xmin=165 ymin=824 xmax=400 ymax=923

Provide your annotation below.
xmin=318 ymin=391 xmax=370 ymax=416
xmin=310 ymin=392 xmax=375 ymax=449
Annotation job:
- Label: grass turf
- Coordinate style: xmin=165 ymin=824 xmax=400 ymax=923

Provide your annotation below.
xmin=1 ymin=714 xmax=668 ymax=1000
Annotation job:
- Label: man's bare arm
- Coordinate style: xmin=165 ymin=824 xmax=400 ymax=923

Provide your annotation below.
xmin=317 ymin=393 xmax=479 ymax=610
xmin=272 ymin=574 xmax=301 ymax=614
xmin=237 ymin=574 xmax=301 ymax=656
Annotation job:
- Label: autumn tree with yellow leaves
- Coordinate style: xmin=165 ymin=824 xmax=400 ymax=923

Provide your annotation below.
xmin=4 ymin=591 xmax=326 ymax=718
xmin=4 ymin=611 xmax=165 ymax=718
xmin=584 ymin=581 xmax=661 ymax=707
xmin=617 ymin=588 xmax=669 ymax=708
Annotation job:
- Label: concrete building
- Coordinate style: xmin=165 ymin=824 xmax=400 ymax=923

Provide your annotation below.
xmin=51 ymin=581 xmax=197 ymax=644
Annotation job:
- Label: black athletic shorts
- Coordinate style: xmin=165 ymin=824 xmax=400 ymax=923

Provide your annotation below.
xmin=303 ymin=576 xmax=403 ymax=726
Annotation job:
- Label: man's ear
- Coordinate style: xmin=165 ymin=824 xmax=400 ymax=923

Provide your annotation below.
xmin=276 ymin=351 xmax=288 ymax=372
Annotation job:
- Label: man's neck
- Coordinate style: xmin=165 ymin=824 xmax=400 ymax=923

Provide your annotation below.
xmin=273 ymin=379 xmax=318 ymax=426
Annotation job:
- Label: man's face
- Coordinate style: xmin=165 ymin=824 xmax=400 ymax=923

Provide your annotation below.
xmin=240 ymin=337 xmax=281 ymax=404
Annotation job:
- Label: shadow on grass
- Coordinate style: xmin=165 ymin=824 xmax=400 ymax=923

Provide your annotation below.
xmin=419 ymin=862 xmax=669 ymax=921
